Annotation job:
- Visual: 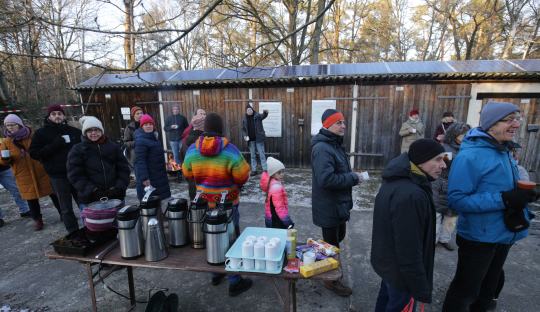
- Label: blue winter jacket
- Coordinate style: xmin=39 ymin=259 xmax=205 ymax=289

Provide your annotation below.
xmin=448 ymin=128 xmax=530 ymax=244
xmin=134 ymin=129 xmax=171 ymax=200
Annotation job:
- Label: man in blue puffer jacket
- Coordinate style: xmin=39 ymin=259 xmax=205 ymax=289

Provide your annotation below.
xmin=442 ymin=102 xmax=538 ymax=312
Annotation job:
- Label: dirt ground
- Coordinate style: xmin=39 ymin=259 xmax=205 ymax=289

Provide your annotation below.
xmin=0 ymin=169 xmax=538 ymax=312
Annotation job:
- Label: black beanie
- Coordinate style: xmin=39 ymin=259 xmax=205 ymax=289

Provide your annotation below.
xmin=204 ymin=113 xmax=224 ymax=135
xmin=408 ymin=139 xmax=445 ymax=165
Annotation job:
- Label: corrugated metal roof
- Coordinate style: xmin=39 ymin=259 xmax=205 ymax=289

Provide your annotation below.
xmin=75 ymin=59 xmax=540 ymax=90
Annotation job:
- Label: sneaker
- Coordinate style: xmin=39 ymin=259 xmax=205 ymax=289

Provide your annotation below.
xmin=0 ymin=219 xmax=4 ymax=227
xmin=324 ymin=280 xmax=352 ymax=297
xmin=20 ymin=211 xmax=31 ymax=218
xmin=211 ymin=273 xmax=226 ymax=286
xmin=229 ymin=278 xmax=252 ymax=297
xmin=439 ymin=241 xmax=456 ymax=251
xmin=34 ymin=219 xmax=44 ymax=231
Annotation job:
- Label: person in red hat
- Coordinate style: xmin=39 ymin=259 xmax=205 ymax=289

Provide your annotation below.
xmin=28 ymin=104 xmax=83 ymax=233
xmin=123 ymin=106 xmax=144 ymax=167
xmin=399 ymin=108 xmax=425 ymax=153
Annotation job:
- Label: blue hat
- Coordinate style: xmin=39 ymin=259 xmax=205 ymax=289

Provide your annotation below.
xmin=479 ymin=101 xmax=519 ymax=130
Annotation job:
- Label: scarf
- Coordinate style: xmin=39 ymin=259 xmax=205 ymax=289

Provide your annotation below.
xmin=4 ymin=126 xmax=31 ymax=142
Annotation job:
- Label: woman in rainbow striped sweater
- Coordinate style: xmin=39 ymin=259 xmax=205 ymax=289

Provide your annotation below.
xmin=182 ymin=113 xmax=253 ymax=297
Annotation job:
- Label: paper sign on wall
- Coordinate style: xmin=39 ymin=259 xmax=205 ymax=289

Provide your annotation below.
xmin=122 ymin=114 xmax=131 ymax=120
xmin=120 ymin=107 xmax=131 ymax=115
xmin=259 ymin=102 xmax=282 ymax=137
xmin=311 ymin=100 xmax=336 ymax=135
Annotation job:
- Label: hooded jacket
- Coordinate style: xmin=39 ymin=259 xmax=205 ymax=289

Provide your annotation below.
xmin=259 ymin=171 xmax=291 ymax=223
xmin=311 ymin=128 xmax=359 ymax=228
xmin=28 ymin=118 xmax=82 ymax=178
xmin=371 ymin=153 xmax=435 ymax=303
xmin=242 ymin=111 xmax=268 ymax=143
xmin=134 ymin=129 xmax=171 ymax=200
xmin=448 ymin=127 xmax=530 ymax=243
xmin=182 ymin=134 xmax=250 ymax=205
xmin=67 ymin=136 xmax=131 ymax=204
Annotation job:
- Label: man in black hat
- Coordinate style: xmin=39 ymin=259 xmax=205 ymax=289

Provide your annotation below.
xmin=241 ymin=104 xmax=268 ymax=176
xmin=434 ymin=111 xmax=455 ymax=142
xmin=371 ymin=138 xmax=446 ymax=311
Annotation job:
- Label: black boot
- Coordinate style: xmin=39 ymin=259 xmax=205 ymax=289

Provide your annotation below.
xmin=229 ymin=278 xmax=252 ymax=297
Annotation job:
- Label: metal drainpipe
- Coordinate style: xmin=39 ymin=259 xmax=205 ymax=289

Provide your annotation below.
xmin=158 ymin=90 xmax=168 ymax=163
xmin=349 ymin=84 xmax=359 ymax=169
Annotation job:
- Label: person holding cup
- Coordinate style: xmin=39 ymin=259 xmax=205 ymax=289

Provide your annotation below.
xmin=442 ymin=102 xmax=539 ymax=311
xmin=399 ymin=108 xmax=425 ymax=153
xmin=29 ymin=104 xmax=82 ymax=233
xmin=1 ymin=114 xmax=62 ymax=231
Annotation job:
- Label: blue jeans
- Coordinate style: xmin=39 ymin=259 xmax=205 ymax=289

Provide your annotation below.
xmin=0 ymin=169 xmax=29 ymax=219
xmin=375 ymin=280 xmax=415 ymax=312
xmin=169 ymin=140 xmax=182 ymax=165
xmin=248 ymin=141 xmax=267 ymax=171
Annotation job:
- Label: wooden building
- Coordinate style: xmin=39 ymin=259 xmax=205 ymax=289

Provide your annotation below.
xmin=75 ymin=60 xmax=540 ymax=173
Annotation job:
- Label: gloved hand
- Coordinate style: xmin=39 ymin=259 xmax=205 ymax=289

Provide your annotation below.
xmin=107 ymin=187 xmax=125 ymax=199
xmin=501 ymin=189 xmax=537 ymax=210
xmin=92 ymin=188 xmax=108 ymax=201
xmin=53 ymin=136 xmax=67 ymax=147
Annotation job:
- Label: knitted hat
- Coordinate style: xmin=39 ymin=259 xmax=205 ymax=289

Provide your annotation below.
xmin=131 ymin=106 xmax=143 ymax=117
xmin=47 ymin=104 xmax=65 ymax=115
xmin=443 ymin=111 xmax=454 ymax=118
xmin=79 ymin=116 xmax=104 ymax=134
xmin=204 ymin=113 xmax=223 ymax=135
xmin=267 ymin=157 xmax=285 ymax=177
xmin=408 ymin=139 xmax=445 ymax=166
xmin=322 ymin=109 xmax=344 ymax=128
xmin=191 ymin=114 xmax=205 ymax=131
xmin=409 ymin=108 xmax=419 ymax=117
xmin=139 ymin=114 xmax=154 ymax=127
xmin=479 ymin=101 xmax=520 ymax=131
xmin=3 ymin=114 xmax=24 ymax=127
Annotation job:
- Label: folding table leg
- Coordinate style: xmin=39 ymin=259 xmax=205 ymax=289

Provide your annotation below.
xmin=126 ymin=267 xmax=136 ymax=307
xmin=290 ymin=280 xmax=297 ymax=312
xmin=85 ymin=263 xmax=98 ymax=312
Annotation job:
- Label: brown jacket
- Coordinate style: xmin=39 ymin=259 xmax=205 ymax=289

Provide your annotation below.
xmin=0 ymin=136 xmax=53 ymax=200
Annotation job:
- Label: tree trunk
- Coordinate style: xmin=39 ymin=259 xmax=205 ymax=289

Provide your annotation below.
xmin=310 ymin=0 xmax=327 ymax=64
xmin=124 ymin=0 xmax=135 ymax=70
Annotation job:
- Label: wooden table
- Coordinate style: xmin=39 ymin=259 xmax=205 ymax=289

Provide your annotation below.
xmin=46 ymin=241 xmax=341 ymax=312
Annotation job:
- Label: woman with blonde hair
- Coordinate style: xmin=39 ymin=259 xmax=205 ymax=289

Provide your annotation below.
xmin=1 ymin=114 xmax=61 ymax=230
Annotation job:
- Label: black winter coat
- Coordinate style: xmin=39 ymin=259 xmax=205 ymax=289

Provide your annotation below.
xmin=134 ymin=129 xmax=171 ymax=200
xmin=29 ymin=118 xmax=82 ymax=178
xmin=311 ymin=129 xmax=359 ymax=228
xmin=67 ymin=137 xmax=131 ymax=204
xmin=370 ymin=153 xmax=436 ymax=303
xmin=242 ymin=111 xmax=268 ymax=143
xmin=164 ymin=114 xmax=188 ymax=141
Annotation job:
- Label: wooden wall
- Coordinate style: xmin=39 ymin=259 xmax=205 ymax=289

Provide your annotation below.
xmin=80 ymin=89 xmax=159 ymax=141
xmin=77 ymin=82 xmax=540 ymax=172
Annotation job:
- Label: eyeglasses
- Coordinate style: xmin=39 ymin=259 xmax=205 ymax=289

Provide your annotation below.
xmin=86 ymin=128 xmax=102 ymax=133
xmin=499 ymin=116 xmax=522 ymax=124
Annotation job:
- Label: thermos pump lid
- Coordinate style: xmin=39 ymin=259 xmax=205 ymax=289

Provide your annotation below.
xmin=116 ymin=205 xmax=140 ymax=221
xmin=167 ymin=198 xmax=188 ymax=212
xmin=205 ymin=209 xmax=227 ymax=225
xmin=140 ymin=195 xmax=161 ymax=209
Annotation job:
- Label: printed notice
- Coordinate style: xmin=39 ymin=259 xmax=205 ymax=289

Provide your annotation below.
xmin=259 ymin=102 xmax=282 ymax=137
xmin=311 ymin=100 xmax=336 ymax=135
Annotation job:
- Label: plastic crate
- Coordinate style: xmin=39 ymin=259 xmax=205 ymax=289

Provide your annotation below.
xmin=225 ymin=227 xmax=287 ymax=274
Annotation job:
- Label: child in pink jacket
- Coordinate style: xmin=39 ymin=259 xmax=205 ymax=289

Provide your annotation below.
xmin=259 ymin=157 xmax=294 ymax=229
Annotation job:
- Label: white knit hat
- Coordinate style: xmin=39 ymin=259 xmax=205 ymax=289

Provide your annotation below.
xmin=267 ymin=157 xmax=285 ymax=177
xmin=79 ymin=116 xmax=104 ymax=134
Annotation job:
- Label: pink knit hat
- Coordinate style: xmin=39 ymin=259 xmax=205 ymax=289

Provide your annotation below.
xmin=139 ymin=114 xmax=154 ymax=126
xmin=3 ymin=114 xmax=24 ymax=127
